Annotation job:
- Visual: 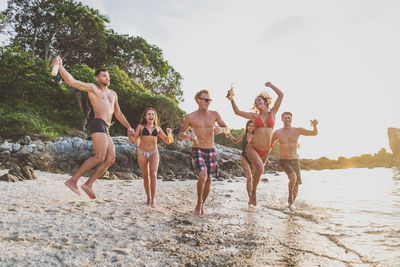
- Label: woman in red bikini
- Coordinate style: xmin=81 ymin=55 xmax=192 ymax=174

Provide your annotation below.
xmin=129 ymin=107 xmax=174 ymax=208
xmin=227 ymin=82 xmax=283 ymax=206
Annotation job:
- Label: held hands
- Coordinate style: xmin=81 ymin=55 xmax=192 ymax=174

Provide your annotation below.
xmin=127 ymin=127 xmax=135 ymax=137
xmin=223 ymin=127 xmax=230 ymax=136
xmin=310 ymin=119 xmax=318 ymax=127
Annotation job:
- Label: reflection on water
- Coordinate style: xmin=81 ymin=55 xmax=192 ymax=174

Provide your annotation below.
xmin=215 ymin=167 xmax=400 ymax=266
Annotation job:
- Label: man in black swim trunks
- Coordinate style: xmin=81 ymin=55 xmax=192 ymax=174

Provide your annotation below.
xmin=271 ymin=112 xmax=318 ymax=207
xmin=52 ymin=57 xmax=135 ymax=199
xmin=179 ymin=89 xmax=229 ymax=215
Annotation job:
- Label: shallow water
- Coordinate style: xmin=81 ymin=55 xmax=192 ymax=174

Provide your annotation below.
xmin=0 ymin=168 xmax=399 ymax=266
xmin=218 ymin=167 xmax=400 ymax=266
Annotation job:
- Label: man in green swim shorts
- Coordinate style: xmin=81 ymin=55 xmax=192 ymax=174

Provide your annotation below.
xmin=271 ymin=112 xmax=318 ymax=207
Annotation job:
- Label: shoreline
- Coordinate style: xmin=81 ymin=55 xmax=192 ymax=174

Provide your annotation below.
xmin=0 ymin=169 xmax=381 ymax=266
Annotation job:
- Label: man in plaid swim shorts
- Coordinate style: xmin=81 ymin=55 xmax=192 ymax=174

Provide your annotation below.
xmin=179 ymin=89 xmax=229 ymax=215
xmin=191 ymin=148 xmax=218 ymax=178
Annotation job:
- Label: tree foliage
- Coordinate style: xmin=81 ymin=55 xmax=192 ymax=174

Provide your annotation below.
xmin=0 ymin=45 xmax=185 ymax=138
xmin=3 ymin=0 xmax=108 ymax=65
xmin=0 ymin=0 xmax=186 ymax=138
xmin=105 ymin=30 xmax=183 ymax=102
xmin=3 ymin=0 xmax=183 ymax=101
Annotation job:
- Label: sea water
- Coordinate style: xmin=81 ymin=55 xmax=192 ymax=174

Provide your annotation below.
xmin=214 ymin=167 xmax=400 ymax=266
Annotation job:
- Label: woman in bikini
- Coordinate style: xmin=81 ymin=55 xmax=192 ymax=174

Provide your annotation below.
xmin=129 ymin=107 xmax=173 ymax=208
xmin=225 ymin=120 xmax=255 ymax=205
xmin=227 ymin=82 xmax=283 ymax=206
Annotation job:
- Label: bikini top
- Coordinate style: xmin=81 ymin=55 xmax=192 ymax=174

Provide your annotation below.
xmin=255 ymin=113 xmax=274 ymax=129
xmin=141 ymin=127 xmax=158 ymax=137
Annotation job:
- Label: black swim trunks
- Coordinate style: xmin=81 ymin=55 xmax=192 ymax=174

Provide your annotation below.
xmin=279 ymin=159 xmax=302 ymax=185
xmin=89 ymin=118 xmax=110 ymax=136
xmin=191 ymin=148 xmax=218 ymax=178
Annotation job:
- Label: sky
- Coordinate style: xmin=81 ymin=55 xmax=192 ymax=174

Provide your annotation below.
xmin=1 ymin=0 xmax=399 ymax=159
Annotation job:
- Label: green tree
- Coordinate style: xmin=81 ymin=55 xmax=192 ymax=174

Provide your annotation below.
xmin=105 ymin=30 xmax=183 ymax=102
xmin=3 ymin=0 xmax=108 ymax=66
xmin=0 ymin=13 xmax=5 ymax=32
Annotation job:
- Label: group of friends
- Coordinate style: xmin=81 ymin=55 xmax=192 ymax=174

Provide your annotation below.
xmin=52 ymin=57 xmax=318 ymax=214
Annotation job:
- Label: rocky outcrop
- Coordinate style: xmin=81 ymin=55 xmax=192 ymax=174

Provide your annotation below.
xmin=388 ymin=128 xmax=400 ymax=158
xmin=0 ymin=165 xmax=37 ymax=182
xmin=0 ymin=136 xmax=268 ymax=181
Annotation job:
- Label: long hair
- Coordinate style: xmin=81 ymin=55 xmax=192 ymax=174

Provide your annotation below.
xmin=245 ymin=120 xmax=253 ymax=134
xmin=252 ymin=91 xmax=272 ymax=112
xmin=139 ymin=107 xmax=159 ymax=126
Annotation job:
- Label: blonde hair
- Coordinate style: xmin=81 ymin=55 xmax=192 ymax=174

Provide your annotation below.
xmin=252 ymin=91 xmax=272 ymax=112
xmin=194 ymin=89 xmax=209 ymax=100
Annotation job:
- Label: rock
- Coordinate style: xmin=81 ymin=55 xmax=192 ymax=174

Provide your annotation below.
xmin=21 ymin=166 xmax=38 ymax=180
xmin=0 ymin=142 xmax=12 ymax=152
xmin=23 ymin=135 xmax=32 ymax=145
xmin=113 ymin=172 xmax=138 ymax=180
xmin=9 ymin=166 xmax=25 ymax=181
xmin=0 ymin=173 xmax=19 ymax=182
xmin=388 ymin=128 xmax=400 ymax=158
xmin=162 ymin=176 xmax=176 ymax=181
xmin=12 ymin=144 xmax=21 ymax=152
xmin=0 ymin=150 xmax=11 ymax=160
xmin=2 ymin=157 xmax=20 ymax=169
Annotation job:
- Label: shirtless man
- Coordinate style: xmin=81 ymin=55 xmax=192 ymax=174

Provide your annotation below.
xmin=271 ymin=112 xmax=318 ymax=207
xmin=52 ymin=57 xmax=135 ymax=199
xmin=179 ymin=90 xmax=228 ymax=215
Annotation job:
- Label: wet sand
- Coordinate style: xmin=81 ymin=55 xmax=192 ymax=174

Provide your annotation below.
xmin=0 ymin=170 xmax=371 ymax=266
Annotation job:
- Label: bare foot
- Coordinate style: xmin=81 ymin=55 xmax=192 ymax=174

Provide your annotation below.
xmin=81 ymin=184 xmax=96 ymax=199
xmin=200 ymin=206 xmax=207 ymax=215
xmin=151 ymin=202 xmax=157 ymax=209
xmin=288 ymin=194 xmax=293 ymax=207
xmin=146 ymin=200 xmax=151 ymax=205
xmin=251 ymin=195 xmax=257 ymax=206
xmin=193 ymin=204 xmax=201 ymax=215
xmin=65 ymin=179 xmax=80 ymax=195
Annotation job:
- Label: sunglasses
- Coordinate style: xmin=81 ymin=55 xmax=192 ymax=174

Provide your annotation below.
xmin=199 ymin=97 xmax=213 ymax=103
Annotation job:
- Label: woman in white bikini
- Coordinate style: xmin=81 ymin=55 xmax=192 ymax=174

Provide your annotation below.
xmin=129 ymin=107 xmax=173 ymax=208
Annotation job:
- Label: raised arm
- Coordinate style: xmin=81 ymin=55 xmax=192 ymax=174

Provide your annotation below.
xmin=229 ymin=99 xmax=256 ymax=120
xmin=52 ymin=57 xmax=95 ymax=92
xmin=299 ymin=119 xmax=318 ymax=136
xmin=157 ymin=126 xmax=173 ymax=144
xmin=265 ymin=82 xmax=284 ymax=115
xmin=113 ymin=92 xmax=135 ymax=136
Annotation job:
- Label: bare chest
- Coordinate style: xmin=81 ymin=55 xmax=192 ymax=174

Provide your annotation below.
xmin=90 ymin=90 xmax=115 ymax=109
xmin=278 ymin=130 xmax=299 ymax=144
xmin=190 ymin=114 xmax=215 ymax=128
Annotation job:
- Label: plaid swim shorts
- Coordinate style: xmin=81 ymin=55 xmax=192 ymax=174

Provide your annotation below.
xmin=191 ymin=148 xmax=218 ymax=178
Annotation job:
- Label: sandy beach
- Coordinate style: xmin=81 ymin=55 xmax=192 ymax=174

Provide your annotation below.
xmin=0 ymin=169 xmax=378 ymax=266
